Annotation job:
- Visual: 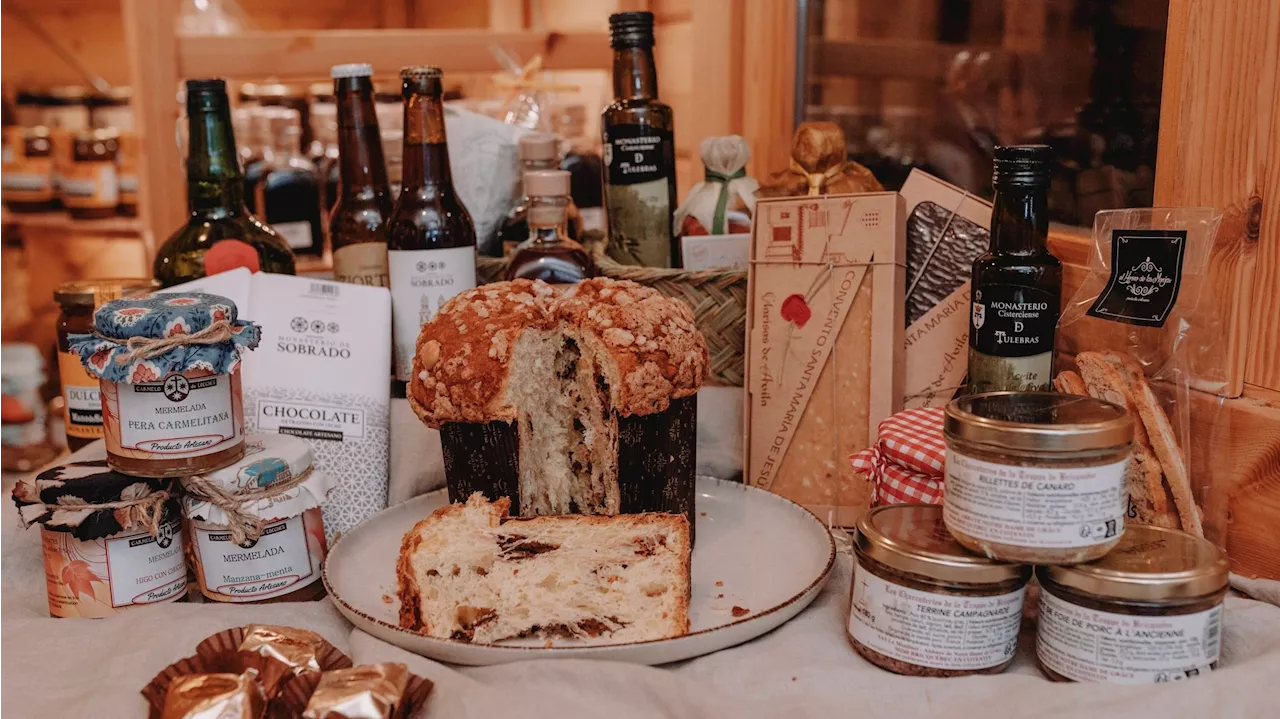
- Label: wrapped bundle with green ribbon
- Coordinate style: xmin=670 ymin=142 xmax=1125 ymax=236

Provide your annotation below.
xmin=673 ymin=135 xmax=759 ymax=236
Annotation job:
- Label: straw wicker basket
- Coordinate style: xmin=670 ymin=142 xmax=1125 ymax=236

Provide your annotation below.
xmin=476 ymin=246 xmax=747 ymax=386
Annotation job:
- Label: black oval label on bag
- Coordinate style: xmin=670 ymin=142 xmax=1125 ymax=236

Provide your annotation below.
xmin=1087 ymin=230 xmax=1186 ymax=327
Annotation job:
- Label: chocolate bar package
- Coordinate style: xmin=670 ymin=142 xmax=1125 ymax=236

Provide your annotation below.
xmin=898 ymin=170 xmax=993 ymax=409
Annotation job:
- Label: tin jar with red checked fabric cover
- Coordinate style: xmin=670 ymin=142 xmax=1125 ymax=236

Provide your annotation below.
xmin=943 ymin=392 xmax=1133 ymax=565
xmin=68 ymin=292 xmax=261 ymax=478
xmin=851 ymin=407 xmax=946 ymax=505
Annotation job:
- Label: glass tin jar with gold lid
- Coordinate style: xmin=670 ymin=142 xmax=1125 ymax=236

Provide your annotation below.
xmin=848 ymin=504 xmax=1031 ymax=677
xmin=943 ymin=391 xmax=1133 ymax=565
xmin=54 ymin=279 xmax=159 ymax=451
xmin=67 ymin=292 xmax=260 ymax=478
xmin=63 ymin=129 xmax=120 ymax=219
xmin=1036 ymin=525 xmax=1229 ymax=683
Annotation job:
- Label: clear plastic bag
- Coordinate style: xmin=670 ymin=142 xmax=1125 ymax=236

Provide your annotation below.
xmin=1055 ymin=208 xmax=1223 ymax=542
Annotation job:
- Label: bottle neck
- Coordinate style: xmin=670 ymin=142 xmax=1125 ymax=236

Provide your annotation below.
xmin=336 ymin=82 xmax=390 ymax=200
xmin=989 ymin=184 xmax=1049 ymax=254
xmin=527 ymin=196 xmax=569 ymax=239
xmin=612 ymin=46 xmax=659 ymax=100
xmin=400 ymin=89 xmax=453 ymax=191
xmin=186 ymin=99 xmax=244 ymax=219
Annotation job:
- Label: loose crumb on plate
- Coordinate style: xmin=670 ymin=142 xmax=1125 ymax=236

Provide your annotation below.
xmin=715 ymin=580 xmax=724 ymax=587
xmin=716 ymin=593 xmax=724 ymax=599
xmin=382 ymin=593 xmax=394 ymax=604
xmin=731 ymin=606 xmax=750 ymax=617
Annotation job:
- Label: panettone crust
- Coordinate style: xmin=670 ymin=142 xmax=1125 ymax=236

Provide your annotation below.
xmin=556 ymin=278 xmax=708 ymax=417
xmin=409 ymin=278 xmax=709 ymax=426
xmin=410 ymin=279 xmax=560 ymax=427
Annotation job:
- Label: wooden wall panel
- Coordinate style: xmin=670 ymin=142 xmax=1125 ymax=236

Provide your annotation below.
xmin=739 ymin=0 xmax=795 ymax=179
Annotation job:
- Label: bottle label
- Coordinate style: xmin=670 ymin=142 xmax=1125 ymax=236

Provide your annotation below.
xmin=848 ymin=561 xmax=1024 ymax=670
xmin=943 ymin=449 xmax=1127 ymax=549
xmin=204 ymin=238 xmax=262 ymax=276
xmin=42 ymin=520 xmax=186 ymax=618
xmin=272 ymin=220 xmax=315 ymax=250
xmin=58 ymin=351 xmax=103 ymax=439
xmin=1038 ymin=589 xmax=1221 ymax=683
xmin=603 ymin=124 xmax=675 ymax=267
xmin=388 ymin=246 xmax=476 ymax=382
xmin=333 ymin=242 xmax=390 ymax=288
xmin=60 ymin=162 xmax=119 ymax=209
xmin=191 ymin=509 xmax=324 ymax=602
xmin=113 ymin=372 xmax=238 ymax=456
xmin=968 ymin=283 xmax=1057 ymax=391
xmin=1087 ymin=230 xmax=1186 ymax=328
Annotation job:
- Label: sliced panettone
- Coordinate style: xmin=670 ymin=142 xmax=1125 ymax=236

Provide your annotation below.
xmin=396 ymin=493 xmax=691 ymax=644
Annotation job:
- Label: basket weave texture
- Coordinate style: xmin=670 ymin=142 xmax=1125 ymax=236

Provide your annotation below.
xmin=475 ymin=254 xmax=747 ymax=386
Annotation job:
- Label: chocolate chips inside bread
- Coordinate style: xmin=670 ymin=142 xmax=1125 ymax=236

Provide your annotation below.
xmin=396 ymin=493 xmax=691 ymax=644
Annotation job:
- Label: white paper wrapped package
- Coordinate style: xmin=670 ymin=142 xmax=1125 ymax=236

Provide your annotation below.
xmin=443 ymin=103 xmax=528 ymax=255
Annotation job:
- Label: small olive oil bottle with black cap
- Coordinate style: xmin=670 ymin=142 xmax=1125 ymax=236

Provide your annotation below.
xmin=602 ymin=11 xmax=679 ymax=268
xmin=967 ymin=145 xmax=1062 ymax=393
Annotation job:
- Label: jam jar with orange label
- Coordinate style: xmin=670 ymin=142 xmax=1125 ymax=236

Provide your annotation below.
xmin=181 ymin=433 xmax=335 ymax=603
xmin=63 ymin=129 xmax=120 ymax=220
xmin=68 ymin=292 xmax=261 ymax=478
xmin=2 ymin=127 xmax=58 ymax=213
xmin=12 ymin=458 xmax=187 ymax=618
xmin=54 ymin=279 xmax=159 ymax=451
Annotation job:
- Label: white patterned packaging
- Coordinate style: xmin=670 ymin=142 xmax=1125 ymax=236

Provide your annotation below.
xmin=162 ymin=270 xmax=392 ymax=539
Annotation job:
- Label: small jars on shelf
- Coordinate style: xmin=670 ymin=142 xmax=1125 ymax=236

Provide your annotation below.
xmin=62 ymin=129 xmax=120 ymax=220
xmin=67 ymin=291 xmax=261 ymax=478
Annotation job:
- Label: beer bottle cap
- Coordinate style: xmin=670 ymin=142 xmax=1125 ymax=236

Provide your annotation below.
xmin=331 ymin=63 xmax=374 ymax=79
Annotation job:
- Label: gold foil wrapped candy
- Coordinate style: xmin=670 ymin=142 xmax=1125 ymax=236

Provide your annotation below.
xmin=302 ymin=663 xmax=411 ymax=719
xmin=160 ymin=672 xmax=266 ymax=719
xmin=237 ymin=624 xmax=328 ymax=696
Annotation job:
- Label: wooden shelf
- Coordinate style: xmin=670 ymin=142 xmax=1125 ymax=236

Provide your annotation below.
xmin=1 ymin=209 xmax=143 ymax=235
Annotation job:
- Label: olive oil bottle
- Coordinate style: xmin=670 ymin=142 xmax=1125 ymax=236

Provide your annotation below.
xmin=154 ymin=79 xmax=295 ymax=287
xmin=601 ymin=11 xmax=679 ymax=268
xmin=967 ymin=145 xmax=1062 ymax=393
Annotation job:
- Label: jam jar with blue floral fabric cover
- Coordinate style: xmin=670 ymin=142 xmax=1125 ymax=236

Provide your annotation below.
xmin=68 ymin=292 xmax=261 ymax=478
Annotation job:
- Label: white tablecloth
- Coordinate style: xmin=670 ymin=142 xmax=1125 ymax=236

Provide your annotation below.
xmin=4 ymin=393 xmax=1280 ymax=718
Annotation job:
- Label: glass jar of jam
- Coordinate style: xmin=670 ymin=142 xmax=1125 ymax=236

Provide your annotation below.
xmin=1036 ymin=525 xmax=1229 ymax=683
xmin=943 ymin=392 xmax=1133 ymax=565
xmin=63 ymin=129 xmax=120 ymax=220
xmin=2 ymin=126 xmax=58 ymax=213
xmin=67 ymin=291 xmax=262 ymax=478
xmin=12 ymin=458 xmax=187 ymax=617
xmin=54 ymin=279 xmax=159 ymax=451
xmin=182 ymin=433 xmax=335 ymax=603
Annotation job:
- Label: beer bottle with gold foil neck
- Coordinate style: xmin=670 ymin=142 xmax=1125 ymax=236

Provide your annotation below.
xmin=602 ymin=11 xmax=679 ymax=268
xmin=329 ymin=63 xmax=392 ymax=287
xmin=967 ymin=145 xmax=1062 ymax=393
xmin=386 ymin=66 xmax=476 ymax=398
xmin=153 ymin=78 xmax=295 ymax=287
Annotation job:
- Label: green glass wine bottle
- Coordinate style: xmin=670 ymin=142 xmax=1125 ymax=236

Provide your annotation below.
xmin=153 ymin=78 xmax=296 ymax=287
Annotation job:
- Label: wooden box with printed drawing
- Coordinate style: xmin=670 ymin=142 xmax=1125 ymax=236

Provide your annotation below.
xmin=745 ymin=193 xmax=905 ymax=526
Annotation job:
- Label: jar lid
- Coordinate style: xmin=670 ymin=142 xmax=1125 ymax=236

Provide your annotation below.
xmin=74 ymin=128 xmax=120 ymax=143
xmin=68 ymin=292 xmax=261 ymax=383
xmin=854 ymin=504 xmax=1030 ymax=585
xmin=945 ymin=391 xmax=1133 ymax=453
xmin=46 ymin=85 xmax=90 ymax=105
xmin=181 ymin=433 xmax=336 ymax=524
xmin=54 ymin=278 xmax=159 ymax=308
xmin=1039 ymin=525 xmax=1229 ymax=601
xmin=12 ymin=456 xmax=181 ymax=540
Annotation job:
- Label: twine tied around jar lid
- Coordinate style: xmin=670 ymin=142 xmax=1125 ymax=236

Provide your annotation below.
xmin=101 ymin=319 xmax=236 ymax=365
xmin=182 ymin=465 xmax=316 ymax=545
xmin=786 ymin=158 xmax=845 ymax=196
xmin=31 ymin=485 xmax=173 ymax=537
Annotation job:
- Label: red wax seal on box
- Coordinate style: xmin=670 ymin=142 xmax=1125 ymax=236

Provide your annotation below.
xmin=204 ymin=239 xmax=261 ymax=275
xmin=780 ymin=293 xmax=811 ymax=327
xmin=851 ymin=407 xmax=945 ymax=505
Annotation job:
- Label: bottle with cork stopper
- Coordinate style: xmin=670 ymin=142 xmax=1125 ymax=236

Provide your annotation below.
xmin=504 ymin=169 xmax=594 ymax=285
xmin=498 ymin=133 xmax=581 ymax=256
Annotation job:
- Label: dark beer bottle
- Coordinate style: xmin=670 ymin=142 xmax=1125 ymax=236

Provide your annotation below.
xmin=602 ymin=11 xmax=679 ymax=268
xmin=329 ymin=63 xmax=392 ymax=288
xmin=386 ymin=66 xmax=476 ymax=398
xmin=154 ymin=79 xmax=295 ymax=287
xmin=967 ymin=145 xmax=1062 ymax=393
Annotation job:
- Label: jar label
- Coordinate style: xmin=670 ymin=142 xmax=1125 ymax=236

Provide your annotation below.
xmin=1038 ymin=588 xmax=1221 ymax=683
xmin=42 ymin=520 xmax=186 ymax=618
xmin=388 ymin=246 xmax=477 ymax=382
xmin=848 ymin=561 xmax=1025 ymax=670
xmin=59 ymin=351 xmax=103 ymax=439
xmin=944 ymin=449 xmax=1127 ymax=549
xmin=191 ymin=509 xmax=324 ymax=602
xmin=115 ymin=372 xmax=238 ymax=456
xmin=333 ymin=242 xmax=390 ymax=288
xmin=61 ymin=162 xmax=119 ymax=208
xmin=272 ymin=220 xmax=316 ymax=251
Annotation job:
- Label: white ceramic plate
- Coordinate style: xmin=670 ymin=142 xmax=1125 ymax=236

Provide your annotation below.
xmin=323 ymin=476 xmax=836 ymax=665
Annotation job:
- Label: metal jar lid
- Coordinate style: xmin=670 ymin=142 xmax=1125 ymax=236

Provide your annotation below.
xmin=1039 ymin=525 xmax=1229 ymax=601
xmin=945 ymin=391 xmax=1133 ymax=453
xmin=54 ymin=278 xmax=158 ymax=308
xmin=855 ymin=504 xmax=1031 ymax=585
